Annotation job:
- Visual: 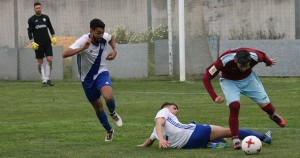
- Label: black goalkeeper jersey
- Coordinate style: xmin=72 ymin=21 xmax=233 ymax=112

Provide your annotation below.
xmin=27 ymin=14 xmax=55 ymax=45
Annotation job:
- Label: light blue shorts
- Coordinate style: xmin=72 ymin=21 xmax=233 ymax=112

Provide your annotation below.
xmin=220 ymin=72 xmax=270 ymax=106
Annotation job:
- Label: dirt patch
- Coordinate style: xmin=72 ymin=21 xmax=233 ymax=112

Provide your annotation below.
xmin=25 ymin=36 xmax=78 ymax=50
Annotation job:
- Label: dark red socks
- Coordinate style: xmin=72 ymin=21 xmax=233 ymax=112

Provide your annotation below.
xmin=229 ymin=101 xmax=240 ymax=138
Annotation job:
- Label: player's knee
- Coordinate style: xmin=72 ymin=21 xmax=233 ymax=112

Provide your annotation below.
xmin=229 ymin=101 xmax=240 ymax=111
xmin=259 ymin=102 xmax=270 ymax=107
xmin=47 ymin=61 xmax=52 ymax=65
xmin=225 ymin=128 xmax=231 ymax=135
xmin=92 ymin=102 xmax=104 ymax=112
xmin=103 ymin=95 xmax=113 ymax=102
xmin=37 ymin=61 xmax=43 ymax=65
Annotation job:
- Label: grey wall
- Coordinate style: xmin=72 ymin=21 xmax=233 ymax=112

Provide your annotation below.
xmin=1 ymin=0 xmax=297 ymax=48
xmin=1 ymin=40 xmax=300 ymax=80
xmin=219 ymin=40 xmax=300 ymax=76
xmin=155 ymin=40 xmax=179 ymax=76
xmin=108 ymin=43 xmax=148 ymax=78
xmin=0 ymin=0 xmax=14 ymax=48
xmin=72 ymin=43 xmax=148 ymax=79
xmin=203 ymin=0 xmax=295 ymax=39
xmin=156 ymin=39 xmax=300 ymax=77
xmin=8 ymin=0 xmax=150 ymax=48
xmin=0 ymin=48 xmax=18 ymax=80
xmin=155 ymin=39 xmax=213 ymax=76
xmin=18 ymin=46 xmax=63 ymax=80
xmin=0 ymin=46 xmax=63 ymax=81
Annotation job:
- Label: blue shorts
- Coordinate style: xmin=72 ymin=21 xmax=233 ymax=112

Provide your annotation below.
xmin=81 ymin=71 xmax=112 ymax=103
xmin=220 ymin=72 xmax=270 ymax=106
xmin=183 ymin=124 xmax=211 ymax=149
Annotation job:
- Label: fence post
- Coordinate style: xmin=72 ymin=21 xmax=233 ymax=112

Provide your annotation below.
xmin=296 ymin=0 xmax=300 ymax=39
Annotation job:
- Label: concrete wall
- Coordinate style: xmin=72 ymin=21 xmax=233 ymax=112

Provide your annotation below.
xmin=1 ymin=40 xmax=299 ymax=80
xmin=0 ymin=48 xmax=18 ymax=80
xmin=219 ymin=40 xmax=300 ymax=76
xmin=155 ymin=40 xmax=179 ymax=76
xmin=0 ymin=46 xmax=63 ymax=81
xmin=203 ymin=0 xmax=296 ymax=39
xmin=18 ymin=46 xmax=63 ymax=80
xmin=155 ymin=39 xmax=213 ymax=76
xmin=72 ymin=43 xmax=148 ymax=79
xmin=156 ymin=39 xmax=300 ymax=77
xmin=1 ymin=0 xmax=297 ymax=48
xmin=10 ymin=0 xmax=149 ymax=48
xmin=0 ymin=0 xmax=14 ymax=48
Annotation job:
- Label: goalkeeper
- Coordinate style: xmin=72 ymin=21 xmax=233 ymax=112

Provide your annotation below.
xmin=27 ymin=2 xmax=57 ymax=87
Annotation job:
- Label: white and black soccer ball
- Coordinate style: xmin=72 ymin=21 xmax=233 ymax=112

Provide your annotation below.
xmin=242 ymin=136 xmax=262 ymax=155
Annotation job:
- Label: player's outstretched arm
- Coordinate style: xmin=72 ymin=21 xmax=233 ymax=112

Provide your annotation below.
xmin=62 ymin=38 xmax=91 ymax=58
xmin=268 ymin=58 xmax=276 ymax=66
xmin=62 ymin=47 xmax=84 ymax=58
xmin=137 ymin=138 xmax=155 ymax=147
xmin=257 ymin=50 xmax=276 ymax=67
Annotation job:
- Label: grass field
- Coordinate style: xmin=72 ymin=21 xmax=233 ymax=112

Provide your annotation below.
xmin=0 ymin=78 xmax=299 ymax=158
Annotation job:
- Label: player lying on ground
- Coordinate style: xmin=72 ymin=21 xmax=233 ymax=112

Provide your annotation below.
xmin=138 ymin=102 xmax=272 ymax=149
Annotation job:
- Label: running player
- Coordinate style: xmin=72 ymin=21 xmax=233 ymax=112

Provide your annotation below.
xmin=202 ymin=47 xmax=285 ymax=150
xmin=138 ymin=102 xmax=272 ymax=149
xmin=27 ymin=2 xmax=57 ymax=86
xmin=62 ymin=18 xmax=122 ymax=141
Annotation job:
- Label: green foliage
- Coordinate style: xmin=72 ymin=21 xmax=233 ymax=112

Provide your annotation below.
xmin=111 ymin=25 xmax=168 ymax=44
xmin=229 ymin=18 xmax=285 ymax=40
xmin=1 ymin=78 xmax=299 ymax=157
xmin=110 ymin=25 xmax=137 ymax=44
xmin=229 ymin=27 xmax=285 ymax=40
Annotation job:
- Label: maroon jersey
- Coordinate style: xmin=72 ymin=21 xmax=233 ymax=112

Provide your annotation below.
xmin=202 ymin=47 xmax=273 ymax=101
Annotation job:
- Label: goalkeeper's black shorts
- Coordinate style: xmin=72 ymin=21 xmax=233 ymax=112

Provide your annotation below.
xmin=35 ymin=43 xmax=53 ymax=59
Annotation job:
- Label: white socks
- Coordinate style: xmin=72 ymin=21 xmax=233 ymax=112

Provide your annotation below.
xmin=45 ymin=62 xmax=52 ymax=81
xmin=38 ymin=64 xmax=47 ymax=83
xmin=38 ymin=62 xmax=52 ymax=83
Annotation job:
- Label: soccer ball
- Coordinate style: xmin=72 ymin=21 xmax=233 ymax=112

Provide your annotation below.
xmin=242 ymin=136 xmax=262 ymax=155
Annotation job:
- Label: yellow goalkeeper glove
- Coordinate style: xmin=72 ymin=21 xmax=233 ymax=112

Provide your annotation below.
xmin=31 ymin=42 xmax=39 ymax=50
xmin=51 ymin=37 xmax=57 ymax=45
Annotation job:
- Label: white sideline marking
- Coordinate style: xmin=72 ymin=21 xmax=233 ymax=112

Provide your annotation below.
xmin=238 ymin=127 xmax=300 ymax=131
xmin=118 ymin=91 xmax=206 ymax=95
xmin=0 ymin=121 xmax=299 ymax=131
xmin=1 ymin=82 xmax=298 ymax=96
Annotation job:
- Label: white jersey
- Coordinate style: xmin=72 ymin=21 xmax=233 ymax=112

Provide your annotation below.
xmin=70 ymin=33 xmax=112 ymax=82
xmin=149 ymin=108 xmax=196 ymax=148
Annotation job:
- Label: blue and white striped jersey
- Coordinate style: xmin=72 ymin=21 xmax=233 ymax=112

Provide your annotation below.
xmin=70 ymin=33 xmax=112 ymax=82
xmin=150 ymin=108 xmax=196 ymax=148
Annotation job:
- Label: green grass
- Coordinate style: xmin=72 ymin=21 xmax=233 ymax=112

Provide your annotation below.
xmin=0 ymin=78 xmax=299 ymax=158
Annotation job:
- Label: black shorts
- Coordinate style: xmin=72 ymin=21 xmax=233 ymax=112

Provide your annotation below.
xmin=35 ymin=44 xmax=53 ymax=59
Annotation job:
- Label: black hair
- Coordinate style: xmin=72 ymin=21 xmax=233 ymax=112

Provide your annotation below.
xmin=160 ymin=102 xmax=178 ymax=110
xmin=90 ymin=18 xmax=105 ymax=30
xmin=34 ymin=2 xmax=41 ymax=7
xmin=235 ymin=50 xmax=251 ymax=65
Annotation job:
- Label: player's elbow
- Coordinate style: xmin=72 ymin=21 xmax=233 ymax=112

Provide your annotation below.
xmin=62 ymin=49 xmax=72 ymax=58
xmin=202 ymin=73 xmax=210 ymax=83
